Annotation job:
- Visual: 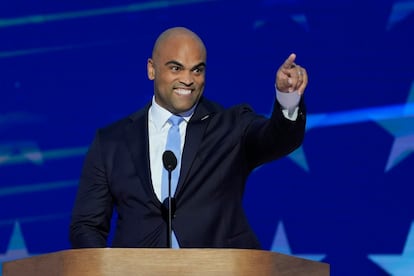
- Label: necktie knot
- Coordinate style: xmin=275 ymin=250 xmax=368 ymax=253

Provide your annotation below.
xmin=168 ymin=115 xmax=184 ymax=127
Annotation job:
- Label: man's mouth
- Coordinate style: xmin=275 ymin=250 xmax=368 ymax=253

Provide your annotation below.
xmin=174 ymin=88 xmax=192 ymax=95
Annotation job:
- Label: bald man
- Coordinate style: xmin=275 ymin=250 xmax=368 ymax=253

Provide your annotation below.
xmin=70 ymin=27 xmax=307 ymax=249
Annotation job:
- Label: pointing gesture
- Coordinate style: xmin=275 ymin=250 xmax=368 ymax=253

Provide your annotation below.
xmin=276 ymin=53 xmax=308 ymax=95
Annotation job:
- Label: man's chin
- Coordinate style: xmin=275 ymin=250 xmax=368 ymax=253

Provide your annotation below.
xmin=172 ymin=102 xmax=196 ymax=114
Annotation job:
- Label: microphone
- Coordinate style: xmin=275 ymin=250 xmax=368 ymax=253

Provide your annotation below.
xmin=163 ymin=150 xmax=177 ymax=171
xmin=162 ymin=150 xmax=177 ymax=248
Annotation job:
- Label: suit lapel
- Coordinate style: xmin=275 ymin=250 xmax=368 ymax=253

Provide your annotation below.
xmin=123 ymin=99 xmax=219 ymax=201
xmin=175 ymin=99 xmax=216 ymax=197
xmin=124 ymin=104 xmax=160 ymax=203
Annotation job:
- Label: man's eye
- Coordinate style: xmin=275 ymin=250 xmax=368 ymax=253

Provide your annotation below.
xmin=171 ymin=66 xmax=180 ymax=71
xmin=193 ymin=67 xmax=204 ymax=74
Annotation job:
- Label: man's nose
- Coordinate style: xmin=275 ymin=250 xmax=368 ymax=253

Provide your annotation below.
xmin=179 ymin=71 xmax=194 ymax=86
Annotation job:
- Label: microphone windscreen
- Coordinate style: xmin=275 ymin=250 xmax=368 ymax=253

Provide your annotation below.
xmin=163 ymin=150 xmax=177 ymax=171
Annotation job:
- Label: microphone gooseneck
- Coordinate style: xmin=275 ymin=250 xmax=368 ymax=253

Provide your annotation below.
xmin=162 ymin=150 xmax=177 ymax=248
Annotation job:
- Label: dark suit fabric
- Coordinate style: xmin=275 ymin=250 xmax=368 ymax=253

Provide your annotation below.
xmin=70 ymin=96 xmax=306 ymax=249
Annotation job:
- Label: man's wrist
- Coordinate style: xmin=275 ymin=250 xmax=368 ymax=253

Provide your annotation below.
xmin=275 ymin=85 xmax=301 ymax=120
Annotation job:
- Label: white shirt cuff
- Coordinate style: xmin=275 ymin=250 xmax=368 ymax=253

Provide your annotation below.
xmin=275 ymin=86 xmax=301 ymax=121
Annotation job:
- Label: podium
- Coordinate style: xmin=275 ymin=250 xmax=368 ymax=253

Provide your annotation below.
xmin=3 ymin=248 xmax=329 ymax=275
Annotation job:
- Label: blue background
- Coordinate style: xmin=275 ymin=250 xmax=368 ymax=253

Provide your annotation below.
xmin=1 ymin=0 xmax=414 ymax=275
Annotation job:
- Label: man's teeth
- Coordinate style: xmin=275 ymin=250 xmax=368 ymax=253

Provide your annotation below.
xmin=175 ymin=89 xmax=192 ymax=95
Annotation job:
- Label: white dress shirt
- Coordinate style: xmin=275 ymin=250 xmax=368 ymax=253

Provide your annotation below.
xmin=148 ymin=89 xmax=301 ymax=200
xmin=148 ymin=98 xmax=195 ymax=201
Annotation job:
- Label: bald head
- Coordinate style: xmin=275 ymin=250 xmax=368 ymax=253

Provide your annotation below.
xmin=147 ymin=27 xmax=207 ymax=114
xmin=152 ymin=27 xmax=206 ymax=59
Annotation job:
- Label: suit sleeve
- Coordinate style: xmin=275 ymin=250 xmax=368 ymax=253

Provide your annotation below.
xmin=69 ymin=131 xmax=113 ymax=248
xmin=244 ymin=96 xmax=306 ymax=170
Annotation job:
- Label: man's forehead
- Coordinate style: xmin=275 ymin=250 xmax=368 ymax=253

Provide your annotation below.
xmin=164 ymin=59 xmax=206 ymax=68
xmin=154 ymin=44 xmax=206 ymax=65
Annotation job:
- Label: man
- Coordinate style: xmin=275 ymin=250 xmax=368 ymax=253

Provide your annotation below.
xmin=70 ymin=26 xmax=307 ymax=249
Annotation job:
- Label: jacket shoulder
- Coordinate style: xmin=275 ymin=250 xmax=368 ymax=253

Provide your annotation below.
xmin=98 ymin=105 xmax=148 ymax=138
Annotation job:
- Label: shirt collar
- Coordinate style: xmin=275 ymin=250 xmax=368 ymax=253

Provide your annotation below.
xmin=149 ymin=96 xmax=196 ymax=131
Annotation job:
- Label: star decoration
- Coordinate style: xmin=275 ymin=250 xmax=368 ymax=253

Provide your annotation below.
xmin=287 ymin=146 xmax=309 ymax=171
xmin=288 ymin=81 xmax=414 ymax=172
xmin=0 ymin=221 xmax=31 ymax=270
xmin=387 ymin=0 xmax=414 ymax=30
xmin=376 ymin=81 xmax=414 ymax=172
xmin=270 ymin=221 xmax=326 ymax=261
xmin=369 ymin=221 xmax=414 ymax=275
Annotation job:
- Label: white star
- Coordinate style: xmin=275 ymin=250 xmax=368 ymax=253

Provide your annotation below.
xmin=270 ymin=221 xmax=326 ymax=262
xmin=369 ymin=221 xmax=414 ymax=275
xmin=287 ymin=146 xmax=309 ymax=172
xmin=0 ymin=221 xmax=31 ymax=269
xmin=384 ymin=134 xmax=414 ymax=171
xmin=376 ymin=81 xmax=414 ymax=172
xmin=387 ymin=0 xmax=414 ymax=30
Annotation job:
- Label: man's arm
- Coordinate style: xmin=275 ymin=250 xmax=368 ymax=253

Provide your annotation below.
xmin=69 ymin=132 xmax=113 ymax=248
xmin=244 ymin=53 xmax=307 ymax=169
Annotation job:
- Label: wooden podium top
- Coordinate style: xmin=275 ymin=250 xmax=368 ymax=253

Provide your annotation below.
xmin=3 ymin=248 xmax=329 ymax=276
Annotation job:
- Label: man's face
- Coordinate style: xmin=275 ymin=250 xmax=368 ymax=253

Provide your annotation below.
xmin=147 ymin=33 xmax=206 ymax=114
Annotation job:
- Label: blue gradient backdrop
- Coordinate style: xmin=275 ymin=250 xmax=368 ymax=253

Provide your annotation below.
xmin=1 ymin=0 xmax=414 ymax=275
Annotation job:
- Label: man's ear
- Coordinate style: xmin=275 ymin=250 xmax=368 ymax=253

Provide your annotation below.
xmin=147 ymin=58 xmax=155 ymax=80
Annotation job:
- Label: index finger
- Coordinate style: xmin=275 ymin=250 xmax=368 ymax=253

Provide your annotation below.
xmin=281 ymin=53 xmax=297 ymax=69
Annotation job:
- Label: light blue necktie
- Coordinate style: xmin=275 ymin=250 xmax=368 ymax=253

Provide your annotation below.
xmin=162 ymin=115 xmax=183 ymax=248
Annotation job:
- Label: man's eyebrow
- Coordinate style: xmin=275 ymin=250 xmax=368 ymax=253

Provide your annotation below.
xmin=191 ymin=62 xmax=206 ymax=70
xmin=165 ymin=60 xmax=183 ymax=67
xmin=164 ymin=61 xmax=206 ymax=70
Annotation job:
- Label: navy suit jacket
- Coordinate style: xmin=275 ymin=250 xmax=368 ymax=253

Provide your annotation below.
xmin=70 ymin=96 xmax=306 ymax=249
